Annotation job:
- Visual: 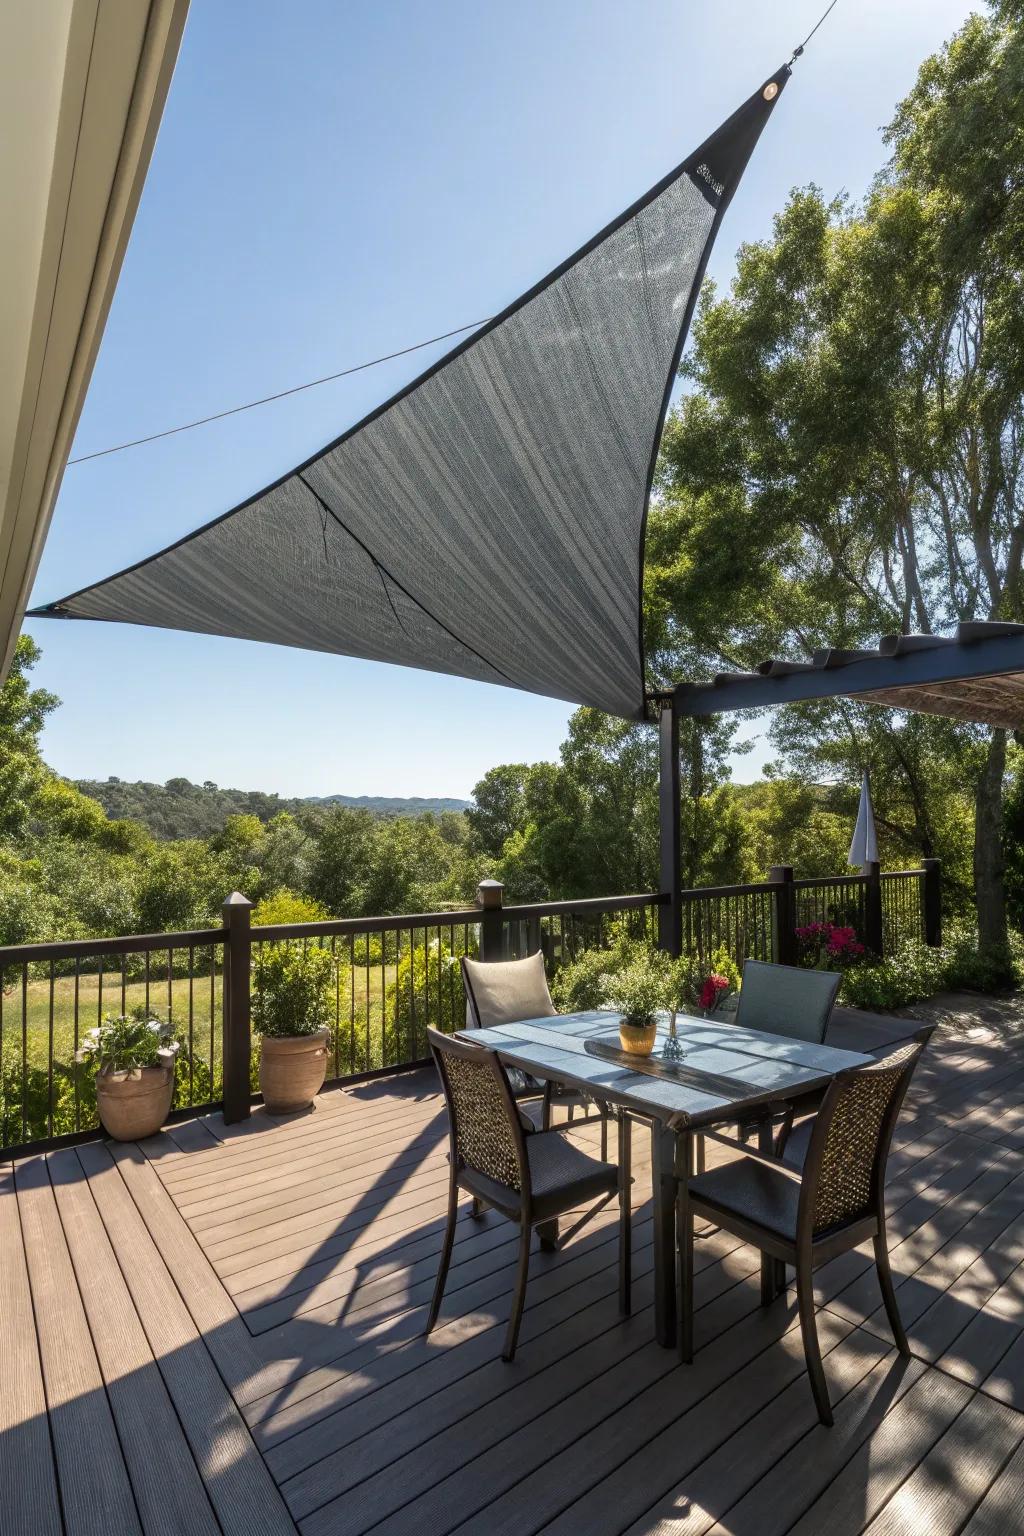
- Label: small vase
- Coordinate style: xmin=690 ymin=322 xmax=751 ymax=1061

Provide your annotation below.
xmin=618 ymin=1020 xmax=657 ymax=1057
xmin=662 ymin=1009 xmax=684 ymax=1061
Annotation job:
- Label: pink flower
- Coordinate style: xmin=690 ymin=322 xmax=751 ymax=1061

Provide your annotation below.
xmin=699 ymin=973 xmax=731 ymax=1010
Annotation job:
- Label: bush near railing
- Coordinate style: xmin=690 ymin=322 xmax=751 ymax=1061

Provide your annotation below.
xmin=0 ymin=865 xmax=939 ymax=1155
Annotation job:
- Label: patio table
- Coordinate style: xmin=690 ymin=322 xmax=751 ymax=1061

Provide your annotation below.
xmin=463 ymin=1011 xmax=871 ymax=1349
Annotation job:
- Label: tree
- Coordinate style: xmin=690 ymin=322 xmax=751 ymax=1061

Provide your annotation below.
xmin=467 ymin=764 xmax=531 ymax=859
xmin=651 ymin=2 xmax=1024 ymax=943
xmin=0 ymin=636 xmax=58 ymax=838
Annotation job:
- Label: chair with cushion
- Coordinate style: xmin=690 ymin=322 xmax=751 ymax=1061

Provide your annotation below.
xmin=426 ymin=1026 xmax=631 ymax=1360
xmin=461 ymin=951 xmax=612 ymax=1156
xmin=677 ymin=1027 xmax=933 ymax=1424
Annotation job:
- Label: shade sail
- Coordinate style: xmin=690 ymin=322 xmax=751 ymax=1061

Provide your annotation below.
xmin=32 ymin=68 xmax=790 ymax=720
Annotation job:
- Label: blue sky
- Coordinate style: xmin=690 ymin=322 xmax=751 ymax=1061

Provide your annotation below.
xmin=27 ymin=0 xmax=979 ymax=798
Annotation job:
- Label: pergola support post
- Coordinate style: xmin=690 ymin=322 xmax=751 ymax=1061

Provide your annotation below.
xmin=768 ymin=865 xmax=796 ymax=967
xmin=658 ymin=698 xmax=682 ymax=957
xmin=923 ymin=859 xmax=942 ymax=947
xmin=222 ymin=891 xmax=253 ymax=1124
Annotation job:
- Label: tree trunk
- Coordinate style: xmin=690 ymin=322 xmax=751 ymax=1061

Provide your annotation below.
xmin=974 ymin=728 xmax=1008 ymax=948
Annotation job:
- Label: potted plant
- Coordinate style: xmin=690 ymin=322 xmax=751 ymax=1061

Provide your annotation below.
xmin=76 ymin=1007 xmax=179 ymax=1141
xmin=253 ymin=943 xmax=335 ymax=1114
xmin=603 ymin=954 xmax=667 ymax=1056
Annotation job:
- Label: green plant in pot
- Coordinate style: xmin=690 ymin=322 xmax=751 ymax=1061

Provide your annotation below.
xmin=76 ymin=1007 xmax=179 ymax=1141
xmin=253 ymin=943 xmax=335 ymax=1114
xmin=603 ymin=954 xmax=668 ymax=1057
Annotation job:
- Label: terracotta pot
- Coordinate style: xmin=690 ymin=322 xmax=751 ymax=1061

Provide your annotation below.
xmin=618 ymin=1020 xmax=657 ymax=1057
xmin=260 ymin=1028 xmax=331 ymax=1114
xmin=96 ymin=1056 xmax=175 ymax=1141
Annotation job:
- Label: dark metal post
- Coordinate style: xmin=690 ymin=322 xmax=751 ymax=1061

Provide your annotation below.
xmin=222 ymin=891 xmax=252 ymax=1123
xmin=923 ymin=858 xmax=942 ymax=947
xmin=477 ymin=879 xmax=505 ymax=962
xmin=768 ymin=865 xmax=796 ymax=967
xmin=658 ymin=698 xmax=682 ymax=956
xmin=864 ymin=859 xmax=884 ymax=957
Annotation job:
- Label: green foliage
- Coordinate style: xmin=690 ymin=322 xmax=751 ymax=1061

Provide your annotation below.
xmin=75 ymin=1008 xmax=178 ymax=1072
xmin=252 ymin=889 xmax=330 ymax=927
xmin=252 ymin=944 xmax=335 ymax=1038
xmin=601 ymin=953 xmax=671 ymax=1028
xmin=0 ymin=636 xmax=58 ymax=839
xmin=386 ymin=935 xmax=464 ymax=1059
xmin=839 ymin=941 xmax=949 ymax=1011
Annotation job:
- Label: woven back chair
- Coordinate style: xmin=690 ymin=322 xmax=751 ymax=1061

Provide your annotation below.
xmin=679 ymin=1027 xmax=932 ymax=1425
xmin=427 ymin=1026 xmax=630 ymax=1361
xmin=462 ymin=951 xmax=611 ymax=1155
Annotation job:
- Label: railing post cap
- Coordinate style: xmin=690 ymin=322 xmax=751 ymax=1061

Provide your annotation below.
xmin=476 ymin=879 xmax=504 ymax=910
xmin=767 ymin=864 xmax=794 ymax=882
xmin=223 ymin=891 xmax=253 ymax=912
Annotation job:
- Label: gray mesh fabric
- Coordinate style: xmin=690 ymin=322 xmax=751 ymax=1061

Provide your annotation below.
xmin=735 ymin=960 xmax=841 ymax=1045
xmin=35 ymin=71 xmax=788 ymax=719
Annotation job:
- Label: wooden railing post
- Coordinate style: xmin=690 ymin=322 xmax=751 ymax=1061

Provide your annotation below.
xmin=864 ymin=860 xmax=884 ymax=957
xmin=923 ymin=858 xmax=942 ymax=947
xmin=768 ymin=865 xmax=797 ymax=967
xmin=222 ymin=891 xmax=252 ymax=1123
xmin=476 ymin=879 xmax=505 ymax=962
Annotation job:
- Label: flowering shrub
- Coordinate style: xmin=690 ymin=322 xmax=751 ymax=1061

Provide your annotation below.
xmin=75 ymin=1007 xmax=179 ymax=1072
xmin=796 ymin=921 xmax=867 ymax=969
xmin=698 ymin=972 xmax=733 ymax=1012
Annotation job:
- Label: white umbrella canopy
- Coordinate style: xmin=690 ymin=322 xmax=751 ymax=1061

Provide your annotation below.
xmin=848 ymin=771 xmax=879 ymax=870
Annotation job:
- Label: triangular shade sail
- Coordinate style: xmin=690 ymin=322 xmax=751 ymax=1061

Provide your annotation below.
xmin=33 ymin=69 xmax=789 ymax=720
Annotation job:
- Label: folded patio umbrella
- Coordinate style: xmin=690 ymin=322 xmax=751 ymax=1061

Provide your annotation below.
xmin=848 ymin=771 xmax=879 ymax=869
xmin=32 ymin=67 xmax=790 ymax=721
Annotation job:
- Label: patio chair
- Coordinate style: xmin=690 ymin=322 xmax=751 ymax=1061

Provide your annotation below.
xmin=426 ymin=1027 xmax=631 ymax=1360
xmin=461 ymin=951 xmax=612 ymax=1157
xmin=706 ymin=960 xmax=844 ymax=1161
xmin=732 ymin=959 xmax=842 ymax=1043
xmin=677 ymin=1026 xmax=933 ymax=1424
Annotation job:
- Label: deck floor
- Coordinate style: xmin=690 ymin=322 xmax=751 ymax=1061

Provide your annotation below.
xmin=5 ymin=1007 xmax=1024 ymax=1535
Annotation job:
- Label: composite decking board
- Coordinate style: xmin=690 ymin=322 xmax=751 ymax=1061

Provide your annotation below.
xmin=860 ymin=1389 xmax=1024 ymax=1535
xmin=692 ymin=1353 xmax=930 ymax=1536
xmin=0 ymin=1163 xmax=63 ymax=1536
xmin=910 ymin=1234 xmax=1024 ymax=1369
xmin=174 ymin=1128 xmax=449 ymax=1220
xmin=853 ymin=1165 xmax=1024 ymax=1350
xmin=962 ymin=1432 xmax=1024 ymax=1534
xmin=154 ymin=1095 xmax=445 ymax=1187
xmin=75 ymin=1141 xmax=298 ymax=1536
xmin=272 ymin=1237 xmax=756 ymax=1497
xmin=611 ymin=1327 xmax=901 ymax=1536
xmin=785 ymin=1367 xmax=974 ymax=1535
xmin=934 ymin=1257 xmax=1024 ymax=1395
xmin=822 ymin=1148 xmax=1024 ymax=1328
xmin=13 ymin=1153 xmax=142 ymax=1536
xmin=297 ymin=1262 xmax=779 ymax=1536
xmin=46 ymin=1147 xmax=221 ymax=1536
xmin=982 ymin=1317 xmax=1024 ymax=1411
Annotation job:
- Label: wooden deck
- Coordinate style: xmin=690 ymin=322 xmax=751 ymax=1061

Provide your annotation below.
xmin=5 ymin=1006 xmax=1024 ymax=1536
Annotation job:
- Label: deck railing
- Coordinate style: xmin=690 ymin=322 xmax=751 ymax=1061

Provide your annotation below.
xmin=0 ymin=862 xmax=939 ymax=1155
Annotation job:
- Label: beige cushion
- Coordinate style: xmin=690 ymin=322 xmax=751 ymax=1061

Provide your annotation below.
xmin=463 ymin=950 xmax=556 ymax=1030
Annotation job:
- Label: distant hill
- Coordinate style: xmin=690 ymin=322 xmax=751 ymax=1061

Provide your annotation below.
xmin=75 ymin=776 xmax=469 ymax=840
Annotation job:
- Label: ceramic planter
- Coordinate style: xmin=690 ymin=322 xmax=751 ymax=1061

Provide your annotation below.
xmin=96 ymin=1054 xmax=175 ymax=1141
xmin=260 ymin=1027 xmax=331 ymax=1114
xmin=618 ymin=1019 xmax=657 ymax=1056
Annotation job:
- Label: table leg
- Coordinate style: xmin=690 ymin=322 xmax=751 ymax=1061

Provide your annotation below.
xmin=758 ymin=1118 xmax=782 ymax=1304
xmin=675 ymin=1129 xmax=694 ymax=1362
xmin=651 ymin=1121 xmax=679 ymax=1347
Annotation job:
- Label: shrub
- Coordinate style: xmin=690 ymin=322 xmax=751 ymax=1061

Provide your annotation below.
xmin=602 ymin=953 xmax=670 ymax=1028
xmin=252 ymin=944 xmax=335 ymax=1038
xmin=252 ymin=889 xmax=330 ymax=927
xmin=550 ymin=948 xmax=614 ymax=1013
xmin=838 ymin=940 xmax=948 ymax=1010
xmin=386 ymin=935 xmax=464 ymax=1062
xmin=75 ymin=1008 xmax=179 ymax=1072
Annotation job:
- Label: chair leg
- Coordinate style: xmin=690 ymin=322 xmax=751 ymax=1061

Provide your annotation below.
xmin=874 ymin=1228 xmax=909 ymax=1355
xmin=600 ymin=1102 xmax=608 ymax=1162
xmin=618 ymin=1115 xmax=632 ymax=1316
xmin=426 ymin=1176 xmax=459 ymax=1336
xmin=796 ymin=1252 xmax=832 ymax=1426
xmin=695 ymin=1133 xmax=706 ymax=1174
xmin=469 ymin=1195 xmax=483 ymax=1219
xmin=676 ymin=1160 xmax=694 ymax=1363
xmin=542 ymin=1081 xmax=553 ymax=1132
xmin=503 ymin=1222 xmax=533 ymax=1361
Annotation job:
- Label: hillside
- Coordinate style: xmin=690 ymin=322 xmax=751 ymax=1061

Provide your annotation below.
xmin=75 ymin=776 xmax=469 ymax=840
